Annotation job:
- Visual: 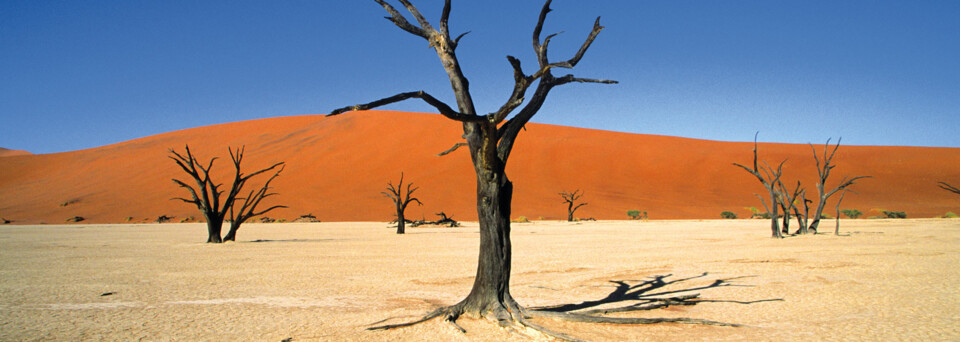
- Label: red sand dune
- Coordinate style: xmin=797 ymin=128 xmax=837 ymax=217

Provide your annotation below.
xmin=0 ymin=148 xmax=32 ymax=158
xmin=1 ymin=111 xmax=958 ymax=224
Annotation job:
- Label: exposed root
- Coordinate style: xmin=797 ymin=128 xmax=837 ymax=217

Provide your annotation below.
xmin=366 ymin=307 xmax=448 ymax=331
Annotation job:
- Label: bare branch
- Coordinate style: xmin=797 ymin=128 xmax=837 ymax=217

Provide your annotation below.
xmin=938 ymin=181 xmax=960 ymax=195
xmin=329 ymin=91 xmax=483 ymax=122
xmin=373 ymin=0 xmax=428 ymax=38
xmin=438 ymin=142 xmax=468 ymax=156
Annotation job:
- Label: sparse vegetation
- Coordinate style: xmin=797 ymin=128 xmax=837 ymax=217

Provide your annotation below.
xmin=1 ymin=218 xmax=11 ymax=224
xmin=720 ymin=211 xmax=737 ymax=219
xmin=627 ymin=210 xmax=648 ymax=220
xmin=66 ymin=216 xmax=84 ymax=223
xmin=293 ymin=214 xmax=319 ymax=223
xmin=882 ymin=211 xmax=907 ymax=219
xmin=512 ymin=216 xmax=530 ymax=223
xmin=943 ymin=212 xmax=958 ymax=218
xmin=59 ymin=199 xmax=80 ymax=207
xmin=156 ymin=215 xmax=173 ymax=223
xmin=841 ymin=209 xmax=862 ymax=219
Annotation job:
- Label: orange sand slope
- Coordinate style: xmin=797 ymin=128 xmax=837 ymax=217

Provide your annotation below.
xmin=0 ymin=111 xmax=958 ymax=224
xmin=0 ymin=148 xmax=31 ymax=157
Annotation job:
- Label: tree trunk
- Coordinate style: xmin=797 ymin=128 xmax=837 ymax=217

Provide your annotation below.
xmin=768 ymin=189 xmax=781 ymax=238
xmin=456 ymin=162 xmax=517 ymax=319
xmin=223 ymin=221 xmax=240 ymax=242
xmin=567 ymin=202 xmax=574 ymax=222
xmin=396 ymin=206 xmax=406 ymax=234
xmin=206 ymin=217 xmax=223 ymax=243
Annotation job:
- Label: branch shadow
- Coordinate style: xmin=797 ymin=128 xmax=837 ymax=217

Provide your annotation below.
xmin=242 ymin=238 xmax=355 ymax=243
xmin=530 ymin=272 xmax=783 ymax=315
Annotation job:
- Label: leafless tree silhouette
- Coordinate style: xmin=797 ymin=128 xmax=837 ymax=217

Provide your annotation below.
xmin=807 ymin=138 xmax=870 ymax=233
xmin=734 ymin=134 xmax=786 ymax=238
xmin=383 ymin=173 xmax=422 ymax=234
xmin=559 ymin=190 xmax=588 ymax=222
xmin=169 ymin=145 xmax=284 ymax=243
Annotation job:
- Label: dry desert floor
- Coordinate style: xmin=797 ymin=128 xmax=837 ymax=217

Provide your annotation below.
xmin=1 ymin=219 xmax=958 ymax=341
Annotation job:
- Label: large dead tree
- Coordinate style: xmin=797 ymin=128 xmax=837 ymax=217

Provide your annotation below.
xmin=807 ymin=138 xmax=870 ymax=233
xmin=170 ymin=145 xmax=285 ymax=243
xmin=329 ymin=0 xmax=739 ymax=338
xmin=383 ymin=173 xmax=422 ymax=234
xmin=559 ymin=189 xmax=588 ymax=222
xmin=734 ymin=134 xmax=786 ymax=238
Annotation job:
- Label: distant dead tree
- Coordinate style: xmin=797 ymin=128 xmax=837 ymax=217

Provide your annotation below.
xmin=734 ymin=134 xmax=786 ymax=238
xmin=382 ymin=173 xmax=422 ymax=234
xmin=807 ymin=138 xmax=870 ymax=233
xmin=938 ymin=182 xmax=960 ymax=196
xmin=834 ymin=189 xmax=854 ymax=235
xmin=559 ymin=189 xmax=588 ymax=222
xmin=169 ymin=145 xmax=285 ymax=243
xmin=328 ymin=0 xmax=738 ymax=338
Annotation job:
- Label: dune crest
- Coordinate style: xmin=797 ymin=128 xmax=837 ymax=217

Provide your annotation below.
xmin=0 ymin=148 xmax=32 ymax=157
xmin=1 ymin=111 xmax=958 ymax=224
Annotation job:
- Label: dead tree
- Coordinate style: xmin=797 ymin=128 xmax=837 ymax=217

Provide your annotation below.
xmin=775 ymin=180 xmax=803 ymax=235
xmin=170 ymin=145 xmax=284 ymax=243
xmin=223 ymin=164 xmax=286 ymax=241
xmin=939 ymin=182 xmax=960 ymax=196
xmin=834 ymin=189 xmax=854 ymax=236
xmin=734 ymin=134 xmax=786 ymax=238
xmin=328 ymin=0 xmax=738 ymax=338
xmin=559 ymin=190 xmax=588 ymax=222
xmin=807 ymin=138 xmax=870 ymax=233
xmin=383 ymin=173 xmax=422 ymax=234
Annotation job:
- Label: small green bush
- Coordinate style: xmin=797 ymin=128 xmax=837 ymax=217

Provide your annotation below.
xmin=841 ymin=209 xmax=863 ymax=219
xmin=942 ymin=212 xmax=958 ymax=219
xmin=720 ymin=211 xmax=737 ymax=219
xmin=882 ymin=210 xmax=907 ymax=219
xmin=627 ymin=210 xmax=648 ymax=220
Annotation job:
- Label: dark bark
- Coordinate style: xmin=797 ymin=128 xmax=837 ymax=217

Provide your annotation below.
xmin=170 ymin=145 xmax=285 ymax=243
xmin=383 ymin=173 xmax=422 ymax=234
xmin=939 ymin=182 xmax=960 ymax=196
xmin=733 ymin=134 xmax=785 ymax=238
xmin=224 ymin=164 xmax=286 ymax=242
xmin=834 ymin=189 xmax=851 ymax=236
xmin=559 ymin=190 xmax=588 ymax=222
xmin=808 ymin=138 xmax=871 ymax=232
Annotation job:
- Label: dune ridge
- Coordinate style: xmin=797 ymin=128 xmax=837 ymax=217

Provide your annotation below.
xmin=0 ymin=111 xmax=958 ymax=224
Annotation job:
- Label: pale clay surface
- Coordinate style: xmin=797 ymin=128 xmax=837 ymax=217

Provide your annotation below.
xmin=1 ymin=219 xmax=958 ymax=341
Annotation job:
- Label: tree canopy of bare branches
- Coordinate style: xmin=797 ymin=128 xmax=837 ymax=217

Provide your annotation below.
xmin=807 ymin=138 xmax=870 ymax=233
xmin=559 ymin=190 xmax=588 ymax=222
xmin=169 ymin=145 xmax=285 ymax=243
xmin=382 ymin=173 xmax=422 ymax=234
xmin=327 ymin=0 xmax=743 ymax=338
xmin=733 ymin=134 xmax=786 ymax=238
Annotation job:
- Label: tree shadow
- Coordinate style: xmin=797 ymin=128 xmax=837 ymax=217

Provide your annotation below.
xmin=530 ymin=272 xmax=783 ymax=315
xmin=242 ymin=238 xmax=354 ymax=243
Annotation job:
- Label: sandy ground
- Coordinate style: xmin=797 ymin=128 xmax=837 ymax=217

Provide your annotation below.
xmin=1 ymin=219 xmax=958 ymax=341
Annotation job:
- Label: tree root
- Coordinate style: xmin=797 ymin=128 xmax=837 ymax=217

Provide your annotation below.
xmin=367 ymin=294 xmax=743 ymax=340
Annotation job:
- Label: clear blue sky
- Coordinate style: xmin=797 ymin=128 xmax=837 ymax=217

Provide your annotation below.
xmin=2 ymin=0 xmax=958 ymax=154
